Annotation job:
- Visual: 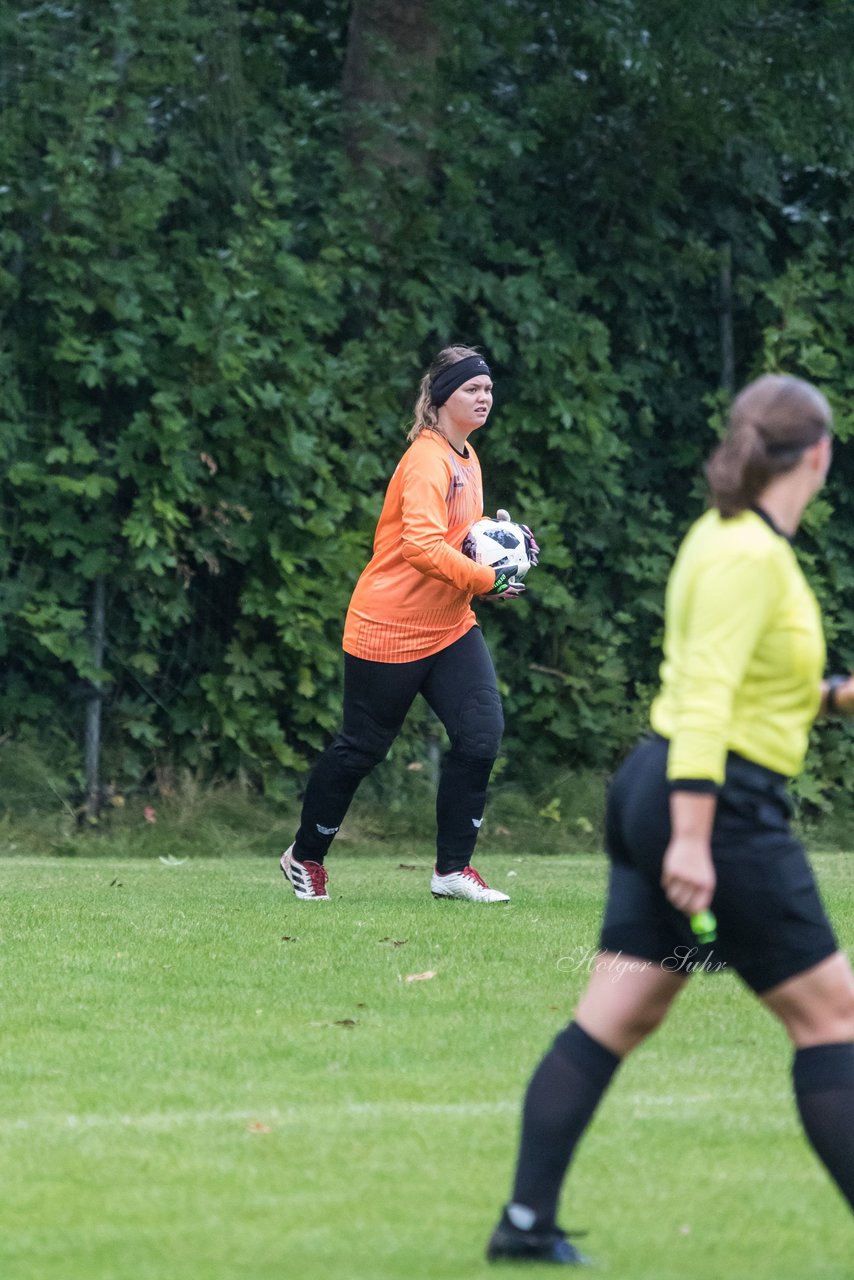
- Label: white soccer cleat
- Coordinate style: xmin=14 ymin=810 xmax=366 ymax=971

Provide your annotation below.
xmin=430 ymin=865 xmax=510 ymax=903
xmin=280 ymin=844 xmax=330 ymax=900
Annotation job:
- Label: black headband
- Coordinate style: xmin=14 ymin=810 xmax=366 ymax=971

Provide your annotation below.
xmin=429 ymin=355 xmax=492 ymax=407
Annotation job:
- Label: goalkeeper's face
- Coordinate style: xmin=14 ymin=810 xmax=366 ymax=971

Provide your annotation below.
xmin=441 ymin=376 xmax=493 ymax=438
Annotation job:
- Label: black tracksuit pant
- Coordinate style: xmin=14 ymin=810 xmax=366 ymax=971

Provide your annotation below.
xmin=293 ymin=627 xmax=504 ymax=873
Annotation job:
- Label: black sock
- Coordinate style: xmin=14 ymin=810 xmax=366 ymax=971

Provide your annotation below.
xmin=510 ymin=1022 xmax=621 ymax=1229
xmin=793 ymin=1041 xmax=854 ymax=1211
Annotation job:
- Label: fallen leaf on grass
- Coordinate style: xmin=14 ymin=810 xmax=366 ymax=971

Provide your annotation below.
xmin=109 ymin=878 xmax=123 ymax=888
xmin=247 ymin=1122 xmax=271 ymax=1133
xmin=404 ymin=970 xmax=437 ymax=983
xmin=281 ymin=936 xmax=298 ymax=942
xmin=379 ymin=937 xmax=407 ymax=947
xmin=333 ymin=1018 xmax=358 ymax=1028
xmin=398 ymin=864 xmax=420 ymax=870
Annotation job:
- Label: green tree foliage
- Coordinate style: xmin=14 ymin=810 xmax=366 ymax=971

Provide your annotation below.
xmin=2 ymin=1 xmax=854 ymax=804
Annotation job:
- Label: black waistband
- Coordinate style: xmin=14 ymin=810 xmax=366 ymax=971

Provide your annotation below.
xmin=649 ymin=732 xmax=789 ymax=792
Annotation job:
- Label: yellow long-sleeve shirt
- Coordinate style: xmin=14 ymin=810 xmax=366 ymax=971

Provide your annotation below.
xmin=650 ymin=508 xmax=825 ymax=784
xmin=342 ymin=430 xmax=495 ymax=662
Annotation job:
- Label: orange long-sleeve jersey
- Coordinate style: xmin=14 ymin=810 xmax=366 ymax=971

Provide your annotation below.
xmin=342 ymin=429 xmax=495 ymax=662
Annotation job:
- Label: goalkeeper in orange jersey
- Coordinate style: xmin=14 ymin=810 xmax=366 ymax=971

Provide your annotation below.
xmin=280 ymin=346 xmax=538 ymax=903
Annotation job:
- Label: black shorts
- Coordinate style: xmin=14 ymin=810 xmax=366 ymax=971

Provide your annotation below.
xmin=599 ymin=734 xmax=839 ymax=994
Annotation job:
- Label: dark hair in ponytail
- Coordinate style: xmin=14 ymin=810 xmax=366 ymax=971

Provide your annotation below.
xmin=706 ymin=374 xmax=832 ymax=518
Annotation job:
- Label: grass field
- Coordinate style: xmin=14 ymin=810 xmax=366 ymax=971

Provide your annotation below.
xmin=0 ymin=851 xmax=851 ymax=1280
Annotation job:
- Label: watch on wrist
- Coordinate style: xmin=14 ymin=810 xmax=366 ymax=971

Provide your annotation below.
xmin=826 ymin=675 xmax=847 ymax=716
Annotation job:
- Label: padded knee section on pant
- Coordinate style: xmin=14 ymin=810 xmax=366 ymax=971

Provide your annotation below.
xmin=331 ymin=723 xmax=398 ymax=775
xmin=452 ymin=686 xmax=504 ymax=759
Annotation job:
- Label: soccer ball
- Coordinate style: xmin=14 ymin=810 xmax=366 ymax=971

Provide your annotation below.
xmin=462 ymin=517 xmax=531 ymax=582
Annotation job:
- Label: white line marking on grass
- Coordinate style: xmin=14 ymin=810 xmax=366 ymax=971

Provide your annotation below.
xmin=0 ymin=1091 xmax=787 ymax=1134
xmin=623 ymin=1090 xmax=787 ymax=1109
xmin=1 ymin=1101 xmax=518 ymax=1133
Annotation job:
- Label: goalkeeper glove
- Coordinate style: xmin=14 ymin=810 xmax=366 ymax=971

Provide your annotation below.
xmin=489 ymin=566 xmax=526 ymax=598
xmin=495 ymin=508 xmax=540 ymax=568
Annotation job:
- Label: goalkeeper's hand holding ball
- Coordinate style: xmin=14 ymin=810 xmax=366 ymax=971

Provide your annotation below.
xmin=496 ymin=508 xmax=540 ymax=567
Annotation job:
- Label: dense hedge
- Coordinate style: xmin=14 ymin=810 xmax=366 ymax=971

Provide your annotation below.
xmin=2 ymin=1 xmax=854 ymax=809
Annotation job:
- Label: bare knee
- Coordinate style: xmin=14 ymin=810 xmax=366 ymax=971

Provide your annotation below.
xmin=577 ymin=1001 xmax=669 ymax=1058
xmin=762 ymin=953 xmax=854 ymax=1047
xmin=613 ymin=994 xmax=673 ymax=1051
xmin=786 ymin=993 xmax=854 ymax=1046
xmin=575 ymin=961 xmax=684 ymax=1057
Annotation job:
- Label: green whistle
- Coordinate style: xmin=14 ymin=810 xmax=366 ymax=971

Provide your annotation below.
xmin=690 ymin=910 xmax=718 ymax=944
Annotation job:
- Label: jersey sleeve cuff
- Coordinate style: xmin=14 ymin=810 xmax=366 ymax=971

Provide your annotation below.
xmin=474 ymin=563 xmax=496 ymax=594
xmin=667 ymin=778 xmax=721 ymax=795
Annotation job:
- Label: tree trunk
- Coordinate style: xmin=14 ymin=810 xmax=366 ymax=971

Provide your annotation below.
xmin=718 ymin=240 xmax=735 ymax=395
xmin=84 ymin=577 xmax=106 ymax=824
xmin=342 ymin=0 xmax=440 ymax=179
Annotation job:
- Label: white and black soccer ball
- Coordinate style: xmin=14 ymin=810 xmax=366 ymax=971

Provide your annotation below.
xmin=462 ymin=517 xmax=531 ymax=582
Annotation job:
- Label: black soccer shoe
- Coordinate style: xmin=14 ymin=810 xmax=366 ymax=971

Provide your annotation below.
xmin=486 ymin=1212 xmax=591 ymax=1265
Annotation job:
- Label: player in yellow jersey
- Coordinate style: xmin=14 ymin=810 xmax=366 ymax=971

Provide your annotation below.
xmin=487 ymin=374 xmax=854 ymax=1265
xmin=280 ymin=346 xmax=538 ymax=903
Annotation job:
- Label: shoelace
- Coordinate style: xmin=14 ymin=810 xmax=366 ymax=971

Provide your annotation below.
xmin=461 ymin=866 xmax=487 ymax=888
xmin=302 ymin=860 xmax=329 ymax=895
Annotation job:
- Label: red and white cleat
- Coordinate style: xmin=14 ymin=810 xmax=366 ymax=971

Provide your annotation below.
xmin=280 ymin=844 xmax=330 ymax=900
xmin=430 ymin=865 xmax=510 ymax=903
